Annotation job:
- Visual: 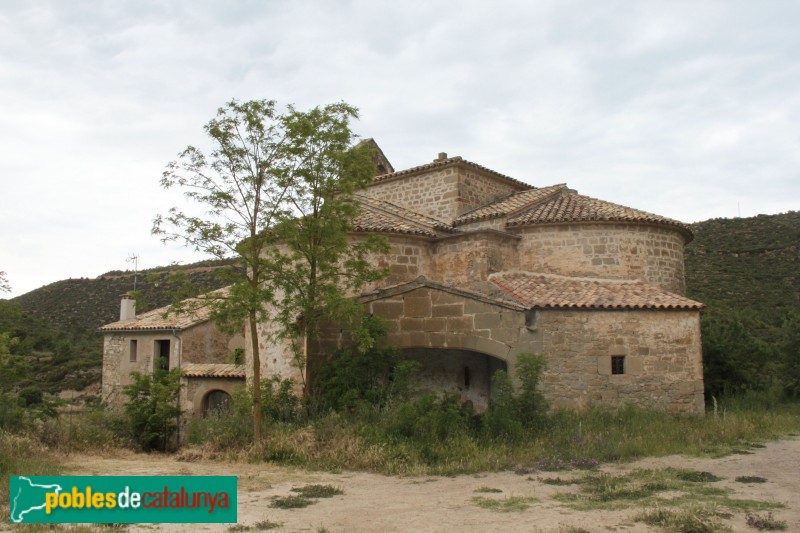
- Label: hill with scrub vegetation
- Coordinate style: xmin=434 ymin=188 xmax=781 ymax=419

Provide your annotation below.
xmin=1 ymin=211 xmax=798 ymax=398
xmin=1 ymin=260 xmax=234 ymax=393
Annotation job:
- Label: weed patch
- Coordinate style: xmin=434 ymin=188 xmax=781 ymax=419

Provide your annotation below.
xmin=474 ymin=486 xmax=503 ymax=493
xmin=635 ymin=505 xmax=731 ymax=532
xmin=270 ymin=495 xmax=313 ymax=509
xmin=227 ymin=521 xmax=281 ymax=532
xmin=745 ymin=512 xmax=787 ymax=531
xmin=554 ymin=468 xmax=780 ymax=513
xmin=290 ymin=484 xmax=343 ymax=498
xmin=471 ymin=496 xmax=538 ymax=512
xmin=736 ymin=476 xmax=768 ymax=484
xmin=539 ymin=476 xmax=580 ymax=486
xmin=676 ymin=470 xmax=722 ymax=483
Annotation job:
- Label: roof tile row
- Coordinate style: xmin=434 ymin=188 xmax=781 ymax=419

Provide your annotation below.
xmin=489 ymin=272 xmax=703 ymax=310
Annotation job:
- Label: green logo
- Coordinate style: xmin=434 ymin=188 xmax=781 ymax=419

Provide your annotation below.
xmin=9 ymin=476 xmax=237 ymax=524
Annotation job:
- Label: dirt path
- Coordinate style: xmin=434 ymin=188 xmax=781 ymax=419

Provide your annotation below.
xmin=58 ymin=438 xmax=799 ymax=532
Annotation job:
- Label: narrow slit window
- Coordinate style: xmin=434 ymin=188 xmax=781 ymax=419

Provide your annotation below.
xmin=129 ymin=340 xmax=138 ymax=362
xmin=464 ymin=366 xmax=471 ymax=389
xmin=611 ymin=356 xmax=625 ymax=375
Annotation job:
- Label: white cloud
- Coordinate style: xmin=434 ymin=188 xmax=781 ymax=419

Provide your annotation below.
xmin=1 ymin=0 xmax=798 ymax=297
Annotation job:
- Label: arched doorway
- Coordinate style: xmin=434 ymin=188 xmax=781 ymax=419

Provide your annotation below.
xmin=202 ymin=389 xmax=232 ymax=416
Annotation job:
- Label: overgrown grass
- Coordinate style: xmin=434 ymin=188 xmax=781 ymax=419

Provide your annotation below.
xmin=745 ymin=511 xmax=787 ymax=531
xmin=0 ymin=431 xmax=63 ymax=523
xmin=635 ymin=505 xmax=731 ymax=532
xmin=183 ymin=394 xmax=800 ymax=475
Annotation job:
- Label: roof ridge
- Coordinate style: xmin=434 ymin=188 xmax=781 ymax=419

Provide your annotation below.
xmin=372 ymin=156 xmax=533 ymax=190
xmin=454 ymin=184 xmax=568 ymax=226
xmin=488 ymin=271 xmax=703 ymax=310
xmin=506 ymin=190 xmax=693 ymax=239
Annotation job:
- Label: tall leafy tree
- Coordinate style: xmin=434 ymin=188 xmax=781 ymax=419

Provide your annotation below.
xmin=153 ymin=99 xmax=386 ymax=441
xmin=265 ymin=105 xmax=388 ymax=392
xmin=0 ymin=271 xmax=10 ymax=294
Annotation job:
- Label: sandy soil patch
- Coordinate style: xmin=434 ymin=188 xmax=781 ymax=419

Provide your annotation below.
xmin=54 ymin=437 xmax=799 ymax=532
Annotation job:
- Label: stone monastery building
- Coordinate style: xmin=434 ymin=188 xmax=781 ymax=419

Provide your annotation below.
xmin=101 ymin=143 xmax=705 ymax=419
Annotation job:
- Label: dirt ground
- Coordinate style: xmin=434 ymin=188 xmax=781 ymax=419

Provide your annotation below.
xmin=55 ymin=437 xmax=799 ymax=532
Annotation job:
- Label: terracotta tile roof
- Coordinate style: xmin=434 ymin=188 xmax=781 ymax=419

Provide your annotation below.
xmin=489 ymin=272 xmax=704 ymax=310
xmin=98 ymin=290 xmax=229 ymax=332
xmin=181 ymin=363 xmax=245 ymax=379
xmin=506 ymin=190 xmax=693 ymax=239
xmin=454 ymin=184 xmax=567 ymax=225
xmin=352 ymin=194 xmax=457 ymax=237
xmin=372 ymin=156 xmax=533 ymax=190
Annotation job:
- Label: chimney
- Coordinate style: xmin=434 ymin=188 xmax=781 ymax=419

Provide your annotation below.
xmin=120 ymin=294 xmax=136 ymax=322
xmin=437 ymin=152 xmax=447 ymax=161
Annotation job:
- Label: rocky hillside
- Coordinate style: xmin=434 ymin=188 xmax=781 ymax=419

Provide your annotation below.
xmin=12 ymin=259 xmax=235 ymax=331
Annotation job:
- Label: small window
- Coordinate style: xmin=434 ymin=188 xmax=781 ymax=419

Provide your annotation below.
xmin=154 ymin=339 xmax=171 ymax=371
xmin=611 ymin=356 xmax=625 ymax=375
xmin=129 ymin=340 xmax=138 ymax=362
xmin=464 ymin=366 xmax=471 ymax=389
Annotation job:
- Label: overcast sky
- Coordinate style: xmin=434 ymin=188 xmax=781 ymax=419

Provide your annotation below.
xmin=1 ymin=1 xmax=798 ymax=298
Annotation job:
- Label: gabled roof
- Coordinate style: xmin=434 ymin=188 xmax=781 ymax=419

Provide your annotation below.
xmin=357 ymin=138 xmax=394 ymax=175
xmin=372 ymin=155 xmax=533 ymax=191
xmin=506 ymin=190 xmax=693 ymax=240
xmin=489 ymin=272 xmax=703 ymax=310
xmin=181 ymin=363 xmax=245 ymax=379
xmin=360 ymin=276 xmax=527 ymax=311
xmin=98 ymin=290 xmax=228 ymax=332
xmin=454 ymin=184 xmax=567 ymax=225
xmin=352 ymin=194 xmax=458 ymax=237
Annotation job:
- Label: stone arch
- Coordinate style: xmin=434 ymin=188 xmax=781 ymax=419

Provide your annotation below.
xmin=202 ymin=389 xmax=232 ymax=416
xmin=359 ymin=279 xmax=538 ymax=379
xmin=400 ymin=347 xmax=508 ymax=411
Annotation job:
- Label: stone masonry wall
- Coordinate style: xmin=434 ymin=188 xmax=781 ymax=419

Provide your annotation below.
xmin=101 ymin=331 xmax=178 ymax=407
xmin=458 ymin=168 xmax=521 ymax=215
xmin=432 ymin=232 xmax=519 ymax=289
xmin=364 ymin=287 xmax=535 ymax=361
xmin=515 ymin=223 xmax=688 ymax=294
xmin=181 ymin=322 xmax=244 ymax=364
xmin=364 ymin=164 xmax=525 ymax=222
xmin=372 ymin=234 xmax=434 ymax=286
xmin=530 ymin=309 xmax=704 ymax=414
xmin=364 ymin=168 xmax=460 ymax=222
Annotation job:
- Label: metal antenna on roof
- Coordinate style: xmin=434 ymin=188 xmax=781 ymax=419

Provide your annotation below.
xmin=126 ymin=253 xmax=140 ymax=293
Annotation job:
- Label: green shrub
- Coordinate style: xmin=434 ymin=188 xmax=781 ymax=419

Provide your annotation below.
xmin=122 ymin=362 xmax=182 ymax=451
xmin=483 ymin=353 xmax=549 ymax=439
xmin=312 ymin=316 xmax=419 ymax=413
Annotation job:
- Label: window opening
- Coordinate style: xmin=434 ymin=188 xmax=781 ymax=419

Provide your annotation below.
xmin=611 ymin=355 xmax=625 ymax=375
xmin=464 ymin=366 xmax=471 ymax=389
xmin=129 ymin=340 xmax=138 ymax=362
xmin=154 ymin=339 xmax=171 ymax=371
